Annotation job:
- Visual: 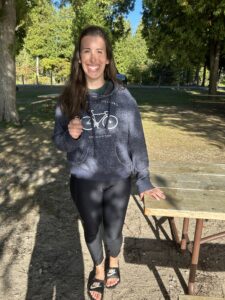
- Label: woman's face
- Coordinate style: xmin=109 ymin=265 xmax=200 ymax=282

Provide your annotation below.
xmin=79 ymin=35 xmax=109 ymax=88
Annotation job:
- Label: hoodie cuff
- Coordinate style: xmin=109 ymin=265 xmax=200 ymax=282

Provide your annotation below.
xmin=64 ymin=130 xmax=82 ymax=151
xmin=136 ymin=176 xmax=155 ymax=194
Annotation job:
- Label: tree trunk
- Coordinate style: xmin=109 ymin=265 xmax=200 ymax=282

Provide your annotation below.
xmin=194 ymin=66 xmax=200 ymax=86
xmin=201 ymin=62 xmax=207 ymax=87
xmin=0 ymin=0 xmax=19 ymax=123
xmin=185 ymin=69 xmax=189 ymax=85
xmin=50 ymin=70 xmax=53 ymax=86
xmin=36 ymin=56 xmax=39 ymax=85
xmin=218 ymin=67 xmax=222 ymax=85
xmin=209 ymin=40 xmax=220 ymax=95
xmin=157 ymin=74 xmax=161 ymax=87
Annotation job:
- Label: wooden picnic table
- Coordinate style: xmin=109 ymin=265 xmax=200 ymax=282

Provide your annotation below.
xmin=144 ymin=163 xmax=225 ymax=295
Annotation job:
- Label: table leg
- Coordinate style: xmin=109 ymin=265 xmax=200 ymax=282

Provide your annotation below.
xmin=188 ymin=219 xmax=204 ymax=295
xmin=168 ymin=217 xmax=180 ymax=244
xmin=181 ymin=218 xmax=189 ymax=252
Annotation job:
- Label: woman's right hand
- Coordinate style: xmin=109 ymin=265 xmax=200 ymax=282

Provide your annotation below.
xmin=68 ymin=117 xmax=83 ymax=139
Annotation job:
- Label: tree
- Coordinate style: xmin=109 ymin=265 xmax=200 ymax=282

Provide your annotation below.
xmin=24 ymin=1 xmax=56 ymax=59
xmin=114 ymin=22 xmax=149 ymax=83
xmin=68 ymin=0 xmax=135 ymax=44
xmin=23 ymin=1 xmax=74 ymax=82
xmin=25 ymin=1 xmax=74 ymax=59
xmin=142 ymin=0 xmax=225 ymax=94
xmin=16 ymin=48 xmax=35 ymax=84
xmin=0 ymin=0 xmax=36 ymax=123
xmin=0 ymin=0 xmax=19 ymax=122
xmin=128 ymin=24 xmax=150 ymax=83
xmin=41 ymin=57 xmax=71 ymax=83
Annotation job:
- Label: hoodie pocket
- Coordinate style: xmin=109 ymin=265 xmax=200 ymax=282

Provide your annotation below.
xmin=115 ymin=146 xmax=132 ymax=169
xmin=67 ymin=147 xmax=89 ymax=165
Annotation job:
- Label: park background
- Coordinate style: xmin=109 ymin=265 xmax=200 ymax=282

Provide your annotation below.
xmin=14 ymin=0 xmax=225 ymax=88
xmin=1 ymin=1 xmax=225 ymax=300
xmin=1 ymin=0 xmax=225 ymax=123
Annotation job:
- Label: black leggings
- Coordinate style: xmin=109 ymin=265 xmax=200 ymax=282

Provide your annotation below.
xmin=70 ymin=175 xmax=131 ymax=265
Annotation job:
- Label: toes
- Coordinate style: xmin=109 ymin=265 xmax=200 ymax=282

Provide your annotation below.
xmin=90 ymin=291 xmax=101 ymax=300
xmin=106 ymin=278 xmax=119 ymax=287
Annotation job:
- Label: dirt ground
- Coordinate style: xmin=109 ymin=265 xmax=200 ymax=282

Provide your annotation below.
xmin=1 ymin=101 xmax=225 ymax=300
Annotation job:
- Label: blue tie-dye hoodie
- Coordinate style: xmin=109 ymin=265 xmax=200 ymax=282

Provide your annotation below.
xmin=52 ymin=81 xmax=154 ymax=194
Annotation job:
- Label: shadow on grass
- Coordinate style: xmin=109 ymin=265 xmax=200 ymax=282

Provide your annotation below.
xmin=25 ymin=178 xmax=84 ymax=300
xmin=143 ymin=105 xmax=225 ymax=147
xmin=128 ymin=87 xmax=225 ymax=148
xmin=14 ymin=85 xmax=225 ymax=150
xmin=0 ymin=106 xmax=85 ymax=299
xmin=124 ymin=235 xmax=225 ymax=299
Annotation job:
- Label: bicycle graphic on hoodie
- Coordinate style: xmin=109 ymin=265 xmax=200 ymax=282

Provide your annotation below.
xmin=82 ymin=110 xmax=118 ymax=130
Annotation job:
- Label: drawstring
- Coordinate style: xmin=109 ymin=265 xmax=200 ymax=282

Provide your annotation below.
xmin=87 ymin=96 xmax=97 ymax=157
xmin=104 ymin=95 xmax=111 ymax=131
xmin=87 ymin=81 xmax=114 ymax=155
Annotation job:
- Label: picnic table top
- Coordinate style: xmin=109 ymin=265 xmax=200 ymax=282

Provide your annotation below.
xmin=145 ymin=162 xmax=225 ymax=220
xmin=144 ymin=188 xmax=225 ymax=220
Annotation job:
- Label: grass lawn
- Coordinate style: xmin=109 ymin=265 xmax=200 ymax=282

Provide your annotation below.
xmin=15 ymin=85 xmax=63 ymax=125
xmin=1 ymin=85 xmax=225 ymax=164
xmin=14 ymin=84 xmax=225 ymax=122
xmin=129 ymin=87 xmax=192 ymax=106
xmin=13 ymin=85 xmax=193 ymax=127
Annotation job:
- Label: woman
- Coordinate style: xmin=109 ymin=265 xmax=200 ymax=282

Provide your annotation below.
xmin=53 ymin=25 xmax=165 ymax=300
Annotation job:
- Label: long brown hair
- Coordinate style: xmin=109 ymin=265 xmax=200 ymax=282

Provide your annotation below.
xmin=60 ymin=25 xmax=117 ymax=119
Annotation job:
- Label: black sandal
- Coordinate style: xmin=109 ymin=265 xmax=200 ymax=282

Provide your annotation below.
xmin=105 ymin=267 xmax=120 ymax=289
xmin=87 ymin=271 xmax=105 ymax=300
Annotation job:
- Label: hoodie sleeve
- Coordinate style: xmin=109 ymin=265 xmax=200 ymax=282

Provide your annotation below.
xmin=52 ymin=105 xmax=82 ymax=152
xmin=128 ymin=95 xmax=155 ymax=194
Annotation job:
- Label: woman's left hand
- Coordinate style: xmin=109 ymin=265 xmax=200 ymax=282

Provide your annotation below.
xmin=140 ymin=188 xmax=166 ymax=201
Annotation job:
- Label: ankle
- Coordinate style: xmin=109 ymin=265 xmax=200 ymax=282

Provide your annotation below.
xmin=95 ymin=259 xmax=105 ymax=280
xmin=109 ymin=256 xmax=119 ymax=268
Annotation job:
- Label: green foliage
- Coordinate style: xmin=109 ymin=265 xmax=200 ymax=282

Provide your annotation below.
xmin=70 ymin=0 xmax=135 ymax=44
xmin=15 ymin=0 xmax=38 ymax=53
xmin=142 ymin=0 xmax=225 ymax=70
xmin=41 ymin=57 xmax=71 ymax=81
xmin=15 ymin=0 xmax=136 ymax=85
xmin=143 ymin=0 xmax=204 ymax=70
xmin=16 ymin=48 xmax=34 ymax=74
xmin=16 ymin=1 xmax=74 ymax=84
xmin=16 ymin=53 xmax=71 ymax=84
xmin=16 ymin=48 xmax=36 ymax=83
xmin=24 ymin=1 xmax=74 ymax=59
xmin=114 ymin=23 xmax=150 ymax=83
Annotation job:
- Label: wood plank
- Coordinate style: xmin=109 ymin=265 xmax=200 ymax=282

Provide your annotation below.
xmin=144 ymin=188 xmax=225 ymax=220
xmin=150 ymin=162 xmax=225 ymax=175
xmin=151 ymin=173 xmax=225 ymax=191
xmin=179 ymin=295 xmax=224 ymax=300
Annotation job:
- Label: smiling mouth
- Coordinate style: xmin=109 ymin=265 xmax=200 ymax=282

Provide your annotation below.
xmin=87 ymin=65 xmax=99 ymax=71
